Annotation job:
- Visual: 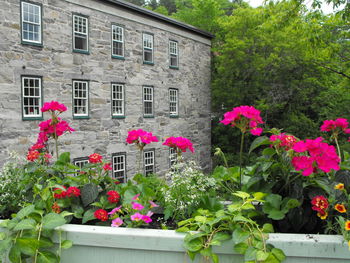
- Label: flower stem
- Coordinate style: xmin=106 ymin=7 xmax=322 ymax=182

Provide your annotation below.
xmin=334 ymin=136 xmax=342 ymax=163
xmin=239 ymin=132 xmax=245 ymax=189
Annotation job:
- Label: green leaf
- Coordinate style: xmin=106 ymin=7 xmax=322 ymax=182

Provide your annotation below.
xmin=13 ymin=218 xmax=36 ymax=231
xmin=61 ymin=240 xmax=73 ymax=249
xmin=55 ymin=152 xmax=71 ymax=165
xmin=200 ymin=247 xmax=212 ymax=257
xmin=82 ymin=209 xmax=96 ymax=224
xmin=39 ymin=237 xmax=54 ymax=248
xmin=262 ymin=223 xmax=274 ymax=233
xmin=244 ymin=247 xmax=258 ymax=261
xmin=213 ymin=232 xmax=230 ymax=242
xmin=42 ymin=213 xmax=66 ymax=230
xmin=234 ymin=242 xmax=248 ymax=254
xmin=272 ymin=248 xmax=286 ymax=261
xmin=9 ymin=245 xmax=21 ymax=263
xmin=183 ymin=238 xmax=203 ymax=252
xmin=17 ymin=237 xmax=38 ymax=256
xmin=232 ymin=227 xmax=250 ymax=244
xmin=37 ymin=250 xmax=59 ymax=263
xmin=265 ymin=194 xmax=282 ymax=209
xmin=0 ymin=232 xmax=6 ymax=241
xmin=16 ymin=204 xmax=35 ymax=219
xmin=282 ymin=198 xmax=300 ymax=211
xmin=233 ymin=215 xmax=254 ymax=223
xmin=81 ymin=184 xmax=99 ymax=207
xmin=266 ymin=210 xmax=286 ymax=220
xmin=249 ymin=136 xmax=270 ymax=154
xmin=176 ymin=226 xmax=190 ymax=232
xmin=233 ymin=191 xmax=251 ymax=199
xmin=0 ymin=238 xmax=12 ymax=254
xmin=256 ymin=250 xmax=269 ymax=261
xmin=194 ymin=216 xmax=207 ymax=223
xmin=212 ymin=253 xmax=219 ymax=263
xmin=187 ymin=251 xmax=196 ymax=261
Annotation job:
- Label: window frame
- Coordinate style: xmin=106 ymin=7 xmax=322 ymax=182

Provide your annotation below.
xmin=112 ymin=152 xmax=127 ymax=183
xmin=21 ymin=75 xmax=43 ymax=121
xmin=142 ymin=33 xmax=154 ymax=65
xmin=73 ymin=157 xmax=89 ymax=176
xmin=144 ymin=149 xmax=155 ymax=176
xmin=111 ymin=24 xmax=125 ymax=59
xmin=169 ymin=40 xmax=179 ymax=69
xmin=20 ymin=1 xmax=43 ymax=46
xmin=111 ymin=82 xmax=125 ymax=119
xmin=72 ymin=80 xmax=90 ymax=119
xmin=142 ymin=86 xmax=154 ymax=118
xmin=169 ymin=148 xmax=177 ymax=167
xmin=72 ymin=13 xmax=89 ymax=54
xmin=169 ymin=88 xmax=179 ymax=117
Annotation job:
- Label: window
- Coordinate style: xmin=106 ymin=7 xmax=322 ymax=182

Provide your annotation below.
xmin=72 ymin=80 xmax=89 ymax=118
xmin=169 ymin=88 xmax=178 ymax=117
xmin=143 ymin=86 xmax=154 ymax=117
xmin=112 ymin=25 xmax=124 ymax=58
xmin=169 ymin=40 xmax=178 ymax=68
xmin=21 ymin=2 xmax=42 ymax=45
xmin=144 ymin=150 xmax=155 ymax=176
xmin=111 ymin=83 xmax=124 ymax=117
xmin=112 ymin=153 xmax=127 ymax=182
xmin=143 ymin=33 xmax=153 ymax=64
xmin=22 ymin=76 xmax=42 ymax=119
xmin=169 ymin=148 xmax=177 ymax=167
xmin=73 ymin=157 xmax=89 ymax=175
xmin=73 ymin=14 xmax=88 ymax=53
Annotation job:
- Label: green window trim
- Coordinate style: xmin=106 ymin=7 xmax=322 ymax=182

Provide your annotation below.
xmin=142 ymin=33 xmax=154 ymax=64
xmin=72 ymin=13 xmax=89 ymax=54
xmin=21 ymin=75 xmax=43 ymax=121
xmin=111 ymin=24 xmax=125 ymax=59
xmin=72 ymin=80 xmax=90 ymax=119
xmin=111 ymin=83 xmax=125 ymax=118
xmin=143 ymin=86 xmax=154 ymax=118
xmin=144 ymin=149 xmax=155 ymax=176
xmin=112 ymin=152 xmax=127 ymax=182
xmin=20 ymin=1 xmax=43 ymax=46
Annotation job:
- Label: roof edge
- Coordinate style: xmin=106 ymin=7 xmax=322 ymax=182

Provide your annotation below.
xmin=99 ymin=0 xmax=214 ymax=39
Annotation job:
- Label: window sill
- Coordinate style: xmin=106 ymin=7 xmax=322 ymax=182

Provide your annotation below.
xmin=73 ymin=115 xmax=90 ymax=120
xmin=169 ymin=66 xmax=179 ymax=70
xmin=112 ymin=55 xmax=125 ymax=60
xmin=169 ymin=115 xmax=179 ymax=118
xmin=22 ymin=116 xmax=44 ymax=121
xmin=143 ymin=61 xmax=154 ymax=66
xmin=73 ymin=49 xmax=90 ymax=55
xmin=21 ymin=41 xmax=43 ymax=48
xmin=112 ymin=115 xmax=126 ymax=119
xmin=143 ymin=115 xmax=154 ymax=118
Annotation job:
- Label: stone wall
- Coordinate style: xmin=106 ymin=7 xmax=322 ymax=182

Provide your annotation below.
xmin=0 ymin=0 xmax=212 ymax=176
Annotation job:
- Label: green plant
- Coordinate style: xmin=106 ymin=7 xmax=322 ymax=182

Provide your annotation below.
xmin=177 ymin=191 xmax=286 ymax=263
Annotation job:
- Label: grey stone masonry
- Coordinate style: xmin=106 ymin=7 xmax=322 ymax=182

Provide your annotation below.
xmin=0 ymin=0 xmax=212 ymax=177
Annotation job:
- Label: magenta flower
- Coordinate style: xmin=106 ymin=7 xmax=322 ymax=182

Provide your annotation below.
xmin=103 ymin=163 xmax=112 ymax=171
xmin=320 ymin=118 xmax=350 ymax=133
xmin=141 ymin=215 xmax=152 ymax=223
xmin=41 ymin=101 xmax=67 ymax=113
xmin=130 ymin=213 xmax=143 ymax=222
xmin=111 ymin=218 xmax=123 ymax=227
xmin=163 ymin=137 xmax=195 ymax=153
xmin=132 ymin=202 xmax=144 ymax=211
xmin=149 ymin=201 xmax=159 ymax=208
xmin=108 ymin=206 xmax=122 ymax=215
xmin=126 ymin=129 xmax=158 ymax=145
xmin=132 ymin=194 xmax=140 ymax=200
xmin=270 ymin=133 xmax=298 ymax=151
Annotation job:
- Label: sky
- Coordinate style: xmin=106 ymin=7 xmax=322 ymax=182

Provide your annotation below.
xmin=246 ymin=0 xmax=343 ymax=14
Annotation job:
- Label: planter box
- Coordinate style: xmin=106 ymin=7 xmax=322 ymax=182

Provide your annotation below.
xmin=2 ymin=223 xmax=350 ymax=262
xmin=55 ymin=224 xmax=350 ymax=263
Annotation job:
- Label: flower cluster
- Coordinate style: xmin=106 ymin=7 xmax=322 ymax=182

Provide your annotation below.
xmin=163 ymin=136 xmax=194 ymax=153
xmin=311 ymin=195 xmax=329 ymax=219
xmin=107 ymin=191 xmax=120 ymax=203
xmin=53 ymin=186 xmax=81 ymax=199
xmin=94 ymin=209 xmax=109 ymax=221
xmin=220 ymin=105 xmax=264 ymax=136
xmin=320 ymin=118 xmax=350 ymax=133
xmin=26 ymin=150 xmax=40 ymax=162
xmin=291 ymin=137 xmax=340 ymax=176
xmin=126 ymin=129 xmax=158 ymax=145
xmin=41 ymin=101 xmax=67 ymax=113
xmin=89 ymin=153 xmax=103 ymax=164
xmin=269 ymin=133 xmax=298 ymax=151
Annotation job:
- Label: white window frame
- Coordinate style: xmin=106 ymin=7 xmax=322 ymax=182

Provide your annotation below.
xmin=73 ymin=157 xmax=89 ymax=175
xmin=72 ymin=80 xmax=89 ymax=118
xmin=169 ymin=40 xmax=178 ymax=68
xmin=143 ymin=86 xmax=154 ymax=117
xmin=169 ymin=148 xmax=177 ymax=167
xmin=169 ymin=88 xmax=178 ymax=116
xmin=73 ymin=14 xmax=89 ymax=52
xmin=144 ymin=150 xmax=155 ymax=176
xmin=111 ymin=25 xmax=124 ymax=57
xmin=22 ymin=76 xmax=42 ymax=119
xmin=111 ymin=83 xmax=125 ymax=117
xmin=112 ymin=153 xmax=127 ymax=182
xmin=143 ymin=33 xmax=153 ymax=63
xmin=21 ymin=1 xmax=42 ymax=44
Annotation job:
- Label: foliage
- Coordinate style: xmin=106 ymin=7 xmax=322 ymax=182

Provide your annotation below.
xmin=177 ymin=192 xmax=286 ymax=263
xmin=163 ymin=160 xmax=217 ymax=221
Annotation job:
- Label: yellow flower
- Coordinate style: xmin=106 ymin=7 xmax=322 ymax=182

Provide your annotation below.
xmin=334 ymin=183 xmax=344 ymax=190
xmin=317 ymin=211 xmax=328 ymax=220
xmin=335 ymin=204 xmax=347 ymax=213
xmin=345 ymin=220 xmax=350 ymax=231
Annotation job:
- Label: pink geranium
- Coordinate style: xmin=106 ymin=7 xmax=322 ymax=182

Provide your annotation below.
xmin=89 ymin=153 xmax=103 ymax=163
xmin=130 ymin=213 xmax=143 ymax=222
xmin=39 ymin=118 xmax=74 ymax=138
xmin=220 ymin=106 xmax=264 ymax=136
xmin=163 ymin=137 xmax=194 ymax=153
xmin=132 ymin=202 xmax=144 ymax=211
xmin=108 ymin=206 xmax=122 ymax=215
xmin=126 ymin=129 xmax=158 ymax=145
xmin=270 ymin=133 xmax=298 ymax=151
xmin=111 ymin=218 xmax=124 ymax=227
xmin=103 ymin=163 xmax=112 ymax=171
xmin=320 ymin=118 xmax=350 ymax=133
xmin=41 ymin=101 xmax=67 ymax=113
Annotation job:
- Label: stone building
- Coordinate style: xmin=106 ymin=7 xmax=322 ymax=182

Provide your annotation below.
xmin=0 ymin=0 xmax=213 ymax=180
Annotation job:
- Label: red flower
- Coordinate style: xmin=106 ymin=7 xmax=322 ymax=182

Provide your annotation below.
xmin=311 ymin=196 xmax=328 ymax=215
xmin=52 ymin=202 xmax=61 ymax=214
xmin=335 ymin=204 xmax=347 ymax=213
xmin=89 ymin=153 xmax=103 ymax=163
xmin=30 ymin=142 xmax=45 ymax=151
xmin=270 ymin=133 xmax=298 ymax=151
xmin=103 ymin=163 xmax=112 ymax=171
xmin=53 ymin=187 xmax=67 ymax=199
xmin=94 ymin=209 xmax=108 ymax=221
xmin=107 ymin=190 xmax=120 ymax=204
xmin=67 ymin=187 xmax=81 ymax=197
xmin=27 ymin=150 xmax=40 ymax=162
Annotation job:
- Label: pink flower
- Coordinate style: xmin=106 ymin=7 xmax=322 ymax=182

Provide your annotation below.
xmin=130 ymin=213 xmax=143 ymax=222
xmin=126 ymin=129 xmax=158 ymax=145
xmin=44 ymin=153 xmax=52 ymax=163
xmin=108 ymin=206 xmax=122 ymax=215
xmin=146 ymin=211 xmax=154 ymax=217
xmin=292 ymin=156 xmax=315 ymax=176
xmin=132 ymin=202 xmax=144 ymax=211
xmin=37 ymin=132 xmax=48 ymax=144
xmin=270 ymin=133 xmax=298 ymax=151
xmin=89 ymin=153 xmax=103 ymax=163
xmin=149 ymin=201 xmax=159 ymax=208
xmin=39 ymin=118 xmax=74 ymax=138
xmin=103 ymin=163 xmax=112 ymax=171
xmin=132 ymin=194 xmax=140 ymax=200
xmin=30 ymin=142 xmax=45 ymax=151
xmin=41 ymin=101 xmax=67 ymax=113
xmin=141 ymin=215 xmax=152 ymax=223
xmin=163 ymin=137 xmax=194 ymax=153
xmin=220 ymin=106 xmax=264 ymax=136
xmin=320 ymin=118 xmax=349 ymax=133
xmin=111 ymin=218 xmax=123 ymax=227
